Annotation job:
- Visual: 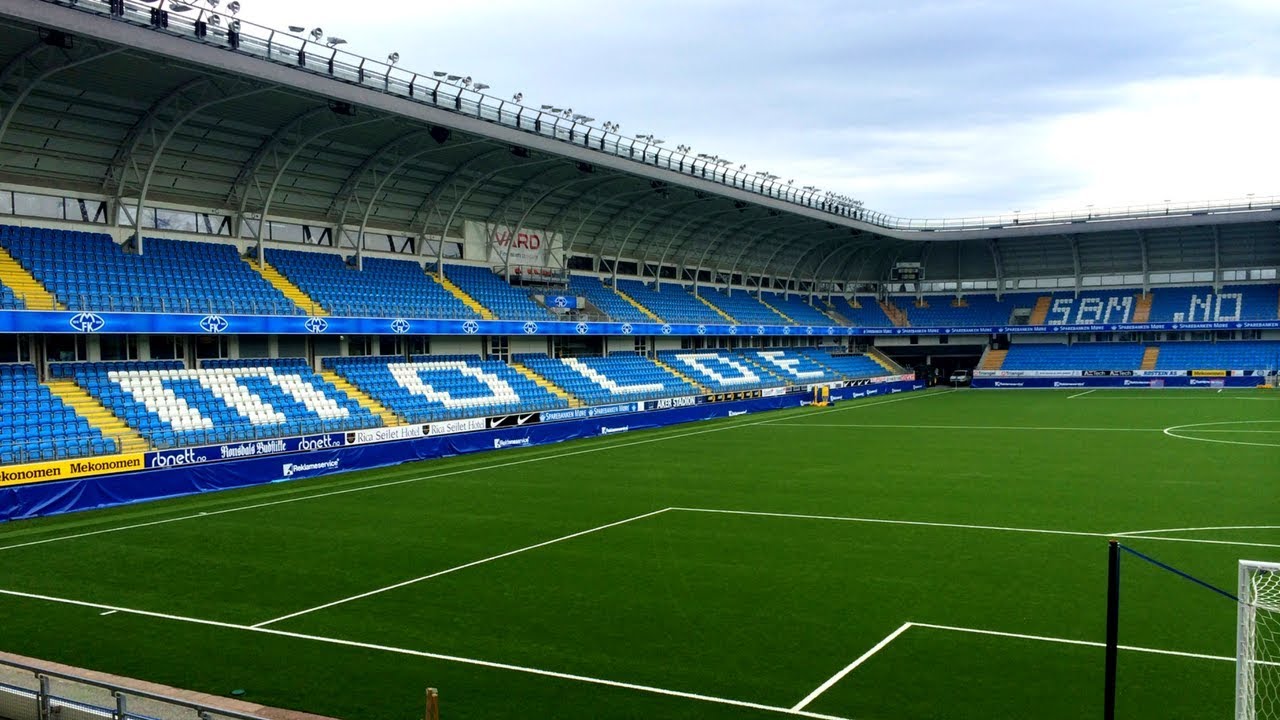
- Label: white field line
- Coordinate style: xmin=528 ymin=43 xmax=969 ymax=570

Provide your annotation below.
xmin=770 ymin=388 xmax=953 ymax=422
xmin=672 ymin=508 xmax=1280 ymax=550
xmin=1113 ymin=525 xmax=1280 ymax=537
xmin=1067 ymin=389 xmax=1098 ymax=399
xmin=252 ymin=508 xmax=673 ymax=628
xmin=791 ymin=622 xmax=913 ymax=711
xmin=0 ymin=390 xmax=949 ymax=554
xmin=0 ymin=587 xmax=852 ymax=720
xmin=909 ymin=622 xmax=1266 ymax=665
xmin=765 ymin=423 xmax=1163 ymax=432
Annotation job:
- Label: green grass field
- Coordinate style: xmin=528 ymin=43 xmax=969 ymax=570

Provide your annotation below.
xmin=0 ymin=388 xmax=1277 ymax=720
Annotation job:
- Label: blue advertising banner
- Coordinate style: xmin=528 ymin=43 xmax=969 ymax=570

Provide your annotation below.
xmin=145 ymin=433 xmax=346 ymax=469
xmin=971 ymin=376 xmax=1264 ymax=389
xmin=3 ymin=309 xmax=1275 ymax=337
xmin=0 ymin=380 xmax=926 ymax=522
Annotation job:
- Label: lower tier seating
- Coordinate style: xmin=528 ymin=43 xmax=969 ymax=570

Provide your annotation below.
xmin=1154 ymin=341 xmax=1280 ymax=370
xmin=327 ymin=356 xmax=567 ymax=423
xmin=658 ymin=351 xmax=773 ymax=391
xmin=797 ymin=349 xmax=889 ymax=378
xmin=1002 ymin=342 xmax=1280 ymax=371
xmin=50 ymin=360 xmax=380 ymax=449
xmin=0 ymin=364 xmax=107 ymax=464
xmin=517 ymin=353 xmax=697 ymax=405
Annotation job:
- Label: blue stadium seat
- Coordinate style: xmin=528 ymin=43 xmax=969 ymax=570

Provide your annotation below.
xmin=443 ymin=264 xmax=552 ymax=321
xmin=516 ymin=353 xmax=697 ymax=404
xmin=615 ymin=280 xmax=723 ymax=325
xmin=697 ymin=289 xmax=788 ymax=325
xmin=266 ymin=249 xmax=478 ymax=319
xmin=0 ymin=364 xmax=105 ymax=464
xmin=567 ymin=276 xmax=653 ymax=323
xmin=1154 ymin=341 xmax=1280 ymax=371
xmin=759 ymin=292 xmax=839 ymax=326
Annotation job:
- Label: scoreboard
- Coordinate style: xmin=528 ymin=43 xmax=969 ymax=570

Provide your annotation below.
xmin=892 ymin=262 xmax=923 ymax=282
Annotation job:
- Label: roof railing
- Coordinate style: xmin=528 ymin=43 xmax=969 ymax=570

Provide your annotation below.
xmin=39 ymin=0 xmax=1280 ymax=233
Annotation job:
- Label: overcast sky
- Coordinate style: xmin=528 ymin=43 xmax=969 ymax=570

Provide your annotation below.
xmin=238 ymin=0 xmax=1280 ymax=220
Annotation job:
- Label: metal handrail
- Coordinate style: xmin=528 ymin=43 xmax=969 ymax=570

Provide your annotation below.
xmin=0 ymin=655 xmax=271 ymax=720
xmin=40 ymin=0 xmax=1279 ymax=234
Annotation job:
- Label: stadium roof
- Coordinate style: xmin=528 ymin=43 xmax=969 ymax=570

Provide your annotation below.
xmin=0 ymin=0 xmax=1278 ymax=286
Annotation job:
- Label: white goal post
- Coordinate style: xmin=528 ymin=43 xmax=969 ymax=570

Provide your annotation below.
xmin=1239 ymin=560 xmax=1280 ymax=720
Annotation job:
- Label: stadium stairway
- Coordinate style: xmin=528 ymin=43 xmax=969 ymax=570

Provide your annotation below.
xmin=651 ymin=357 xmax=709 ymax=392
xmin=1132 ymin=292 xmax=1152 ymax=323
xmin=821 ymin=301 xmax=851 ymax=325
xmin=867 ymin=347 xmax=905 ymax=374
xmin=44 ymin=379 xmax=150 ymax=453
xmin=1140 ymin=346 xmax=1160 ymax=370
xmin=1029 ymin=296 xmax=1052 ymax=325
xmin=320 ymin=370 xmax=402 ymax=426
xmin=979 ymin=348 xmax=1008 ymax=371
xmin=249 ymin=259 xmax=324 ymax=315
xmin=612 ymin=285 xmax=664 ymax=322
xmin=695 ymin=293 xmax=736 ymax=323
xmin=430 ymin=270 xmax=495 ymax=320
xmin=508 ymin=361 xmax=581 ymax=407
xmin=878 ymin=299 xmax=910 ymax=327
xmin=0 ymin=245 xmax=61 ymax=310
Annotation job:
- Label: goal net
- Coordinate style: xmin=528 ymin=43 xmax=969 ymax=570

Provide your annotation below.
xmin=1239 ymin=561 xmax=1280 ymax=720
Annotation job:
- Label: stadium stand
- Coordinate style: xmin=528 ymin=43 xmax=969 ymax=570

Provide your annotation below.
xmin=1153 ymin=341 xmax=1280 ymax=370
xmin=1148 ymin=285 xmax=1280 ymax=323
xmin=515 ymin=353 xmax=697 ymax=404
xmin=0 ymin=284 xmax=22 ymax=309
xmin=794 ymin=348 xmax=891 ymax=378
xmin=657 ymin=350 xmax=774 ymax=391
xmin=443 ymin=264 xmax=552 ymax=320
xmin=616 ymin=280 xmax=723 ymax=324
xmin=759 ymin=292 xmax=839 ymax=326
xmin=698 ymin=289 xmax=788 ymax=325
xmin=325 ymin=356 xmax=567 ymax=423
xmin=741 ymin=349 xmax=842 ymax=383
xmin=567 ymin=275 xmax=653 ymax=323
xmin=0 ymin=364 xmax=109 ymax=464
xmin=48 ymin=360 xmax=380 ymax=449
xmin=905 ymin=294 xmax=1036 ymax=326
xmin=830 ymin=296 xmax=895 ymax=326
xmin=265 ymin=249 xmax=478 ymax=319
xmin=1001 ymin=343 xmax=1146 ymax=370
xmin=0 ymin=227 xmax=297 ymax=314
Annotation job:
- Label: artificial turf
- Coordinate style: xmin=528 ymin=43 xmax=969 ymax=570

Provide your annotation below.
xmin=0 ymin=388 xmax=1276 ymax=719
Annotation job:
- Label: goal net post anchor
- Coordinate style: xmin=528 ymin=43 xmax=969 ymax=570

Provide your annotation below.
xmin=425 ymin=687 xmax=440 ymax=720
xmin=1238 ymin=560 xmax=1280 ymax=720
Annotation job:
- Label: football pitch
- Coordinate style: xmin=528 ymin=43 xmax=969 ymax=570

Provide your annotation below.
xmin=0 ymin=388 xmax=1276 ymax=720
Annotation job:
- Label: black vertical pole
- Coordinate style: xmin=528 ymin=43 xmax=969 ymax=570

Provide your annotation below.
xmin=1104 ymin=540 xmax=1120 ymax=720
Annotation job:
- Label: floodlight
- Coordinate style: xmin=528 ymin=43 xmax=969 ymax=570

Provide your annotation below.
xmin=310 ymin=28 xmax=323 ymax=41
xmin=387 ymin=52 xmax=400 ymax=65
xmin=169 ymin=2 xmax=192 ymax=12
xmin=226 ymin=1 xmax=239 ymax=13
xmin=326 ymin=37 xmax=346 ymax=46
xmin=288 ymin=25 xmax=304 ymax=32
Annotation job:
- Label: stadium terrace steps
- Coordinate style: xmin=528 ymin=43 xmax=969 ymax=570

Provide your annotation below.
xmin=431 ymin=270 xmax=495 ymax=320
xmin=44 ymin=379 xmax=149 ymax=453
xmin=509 ymin=362 xmax=581 ymax=407
xmin=1140 ymin=346 xmax=1160 ymax=370
xmin=867 ymin=347 xmax=905 ymax=374
xmin=1029 ymin=296 xmax=1053 ymax=325
xmin=979 ymin=348 xmax=1009 ymax=371
xmin=878 ymin=299 xmax=910 ymax=327
xmin=650 ymin=357 xmax=709 ymax=393
xmin=821 ymin=301 xmax=851 ymax=325
xmin=1132 ymin=292 xmax=1152 ymax=323
xmin=250 ymin=259 xmax=324 ymax=315
xmin=694 ymin=293 xmax=737 ymax=323
xmin=320 ymin=370 xmax=402 ymax=426
xmin=0 ymin=245 xmax=62 ymax=310
xmin=610 ymin=285 xmax=663 ymax=322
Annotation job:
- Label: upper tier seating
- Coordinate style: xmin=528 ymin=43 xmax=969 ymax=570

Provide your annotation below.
xmin=699 ymin=289 xmax=788 ymax=325
xmin=906 ymin=294 xmax=1035 ymax=326
xmin=759 ymin=292 xmax=837 ymax=326
xmin=265 ymin=249 xmax=478 ymax=319
xmin=1149 ymin=285 xmax=1280 ymax=323
xmin=517 ymin=353 xmax=697 ymax=405
xmin=443 ymin=264 xmax=552 ymax=320
xmin=567 ymin=276 xmax=652 ymax=323
xmin=327 ymin=356 xmax=567 ymax=423
xmin=616 ymin=281 xmax=723 ymax=324
xmin=1154 ymin=341 xmax=1280 ymax=370
xmin=1001 ymin=343 xmax=1146 ymax=370
xmin=796 ymin=349 xmax=890 ymax=378
xmin=0 ymin=227 xmax=296 ymax=314
xmin=658 ymin=351 xmax=774 ymax=391
xmin=830 ymin=297 xmax=895 ymax=326
xmin=0 ymin=284 xmax=22 ymax=309
xmin=0 ymin=364 xmax=108 ymax=464
xmin=50 ymin=360 xmax=379 ymax=449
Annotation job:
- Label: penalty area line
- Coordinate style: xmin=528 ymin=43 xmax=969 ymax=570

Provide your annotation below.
xmin=1067 ymin=388 xmax=1097 ymax=399
xmin=0 ymin=587 xmax=854 ymax=720
xmin=792 ymin=622 xmax=913 ymax=711
xmin=911 ymin=622 xmax=1246 ymax=664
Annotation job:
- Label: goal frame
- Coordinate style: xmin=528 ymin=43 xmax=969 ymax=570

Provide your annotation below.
xmin=1239 ymin=559 xmax=1280 ymax=720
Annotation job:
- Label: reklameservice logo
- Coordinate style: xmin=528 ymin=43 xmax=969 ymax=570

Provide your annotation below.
xmin=282 ymin=458 xmax=340 ymax=477
xmin=599 ymin=426 xmax=630 ymax=436
xmin=1052 ymin=382 xmax=1085 ymax=388
xmin=994 ymin=381 xmax=1025 ymax=387
xmin=493 ymin=437 xmax=531 ymax=449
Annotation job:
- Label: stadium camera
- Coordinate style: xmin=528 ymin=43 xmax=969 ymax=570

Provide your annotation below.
xmin=226 ymin=0 xmax=238 ymax=13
